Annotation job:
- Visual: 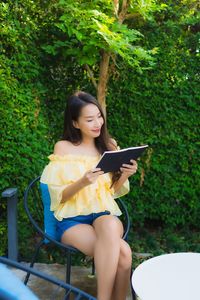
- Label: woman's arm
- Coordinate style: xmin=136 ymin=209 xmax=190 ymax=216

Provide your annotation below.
xmin=61 ymin=169 xmax=103 ymax=203
xmin=61 ymin=178 xmax=86 ymax=203
xmin=112 ymin=173 xmax=129 ymax=194
xmin=107 ymin=139 xmax=138 ymax=193
xmin=112 ymin=159 xmax=138 ymax=193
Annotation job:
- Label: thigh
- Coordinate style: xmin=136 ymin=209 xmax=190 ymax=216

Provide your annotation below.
xmin=61 ymin=224 xmax=96 ymax=257
xmin=93 ymin=215 xmax=124 ymax=238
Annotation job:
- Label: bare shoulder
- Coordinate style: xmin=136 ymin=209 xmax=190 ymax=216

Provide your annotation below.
xmin=53 ymin=140 xmax=73 ymax=156
xmin=108 ymin=138 xmax=118 ymax=151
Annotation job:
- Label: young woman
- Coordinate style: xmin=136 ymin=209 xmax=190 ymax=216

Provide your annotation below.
xmin=40 ymin=91 xmax=138 ymax=300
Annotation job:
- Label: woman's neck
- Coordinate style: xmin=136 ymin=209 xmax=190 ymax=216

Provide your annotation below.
xmin=73 ymin=138 xmax=99 ymax=156
xmin=81 ymin=137 xmax=95 ymax=147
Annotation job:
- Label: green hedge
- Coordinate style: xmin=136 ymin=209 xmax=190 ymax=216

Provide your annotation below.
xmin=0 ymin=1 xmax=51 ymax=256
xmin=107 ymin=12 xmax=200 ymax=229
xmin=0 ymin=0 xmax=199 ymax=258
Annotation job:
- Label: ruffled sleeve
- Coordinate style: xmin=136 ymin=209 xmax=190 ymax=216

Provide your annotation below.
xmin=40 ymin=154 xmax=78 ymax=211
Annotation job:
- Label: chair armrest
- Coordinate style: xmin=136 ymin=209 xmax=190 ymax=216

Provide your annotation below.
xmin=0 ymin=257 xmax=96 ymax=300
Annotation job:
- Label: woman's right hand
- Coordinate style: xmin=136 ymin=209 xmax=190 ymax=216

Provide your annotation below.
xmin=81 ymin=168 xmax=104 ymax=186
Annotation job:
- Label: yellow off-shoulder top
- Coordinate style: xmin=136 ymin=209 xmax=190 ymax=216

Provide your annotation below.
xmin=40 ymin=154 xmax=130 ymax=221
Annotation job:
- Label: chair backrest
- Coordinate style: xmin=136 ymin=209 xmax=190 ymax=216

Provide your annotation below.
xmin=40 ymin=182 xmax=59 ymax=241
xmin=115 ymin=197 xmax=130 ymax=241
xmin=24 ymin=176 xmax=59 ymax=244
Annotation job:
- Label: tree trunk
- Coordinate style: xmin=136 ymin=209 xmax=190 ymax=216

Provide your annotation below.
xmin=96 ymin=1 xmax=128 ymax=115
xmin=97 ymin=50 xmax=110 ymax=115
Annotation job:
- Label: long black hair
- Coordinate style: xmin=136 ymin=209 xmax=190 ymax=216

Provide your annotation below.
xmin=63 ymin=91 xmax=110 ymax=154
xmin=63 ymin=91 xmax=121 ymax=185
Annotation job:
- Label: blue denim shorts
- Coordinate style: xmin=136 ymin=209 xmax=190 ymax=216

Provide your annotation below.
xmin=56 ymin=211 xmax=110 ymax=240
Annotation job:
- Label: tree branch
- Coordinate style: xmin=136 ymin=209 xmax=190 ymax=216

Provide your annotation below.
xmin=97 ymin=51 xmax=111 ymax=114
xmin=113 ymin=0 xmax=119 ymax=17
xmin=122 ymin=0 xmax=128 ymax=11
xmin=118 ymin=0 xmax=129 ymax=23
xmin=84 ymin=64 xmax=98 ymax=90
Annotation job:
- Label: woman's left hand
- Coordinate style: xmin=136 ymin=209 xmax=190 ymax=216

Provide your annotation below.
xmin=120 ymin=159 xmax=138 ymax=177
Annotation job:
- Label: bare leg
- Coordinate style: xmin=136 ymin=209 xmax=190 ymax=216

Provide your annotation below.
xmin=61 ymin=217 xmax=131 ymax=300
xmin=111 ymin=239 xmax=132 ymax=300
xmin=61 ymin=224 xmax=96 ymax=257
xmin=93 ymin=215 xmax=123 ymax=300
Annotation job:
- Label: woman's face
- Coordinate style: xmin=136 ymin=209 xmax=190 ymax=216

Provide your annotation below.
xmin=73 ymin=104 xmax=104 ymax=140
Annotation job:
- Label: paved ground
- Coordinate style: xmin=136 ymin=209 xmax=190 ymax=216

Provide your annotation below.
xmin=12 ymin=263 xmax=133 ymax=299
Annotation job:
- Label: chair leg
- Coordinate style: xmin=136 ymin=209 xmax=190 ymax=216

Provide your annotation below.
xmin=66 ymin=250 xmax=72 ymax=284
xmin=132 ymin=289 xmax=136 ymax=300
xmin=91 ymin=259 xmax=95 ymax=276
xmin=24 ymin=239 xmax=44 ymax=285
xmin=130 ymin=269 xmax=136 ymax=300
xmin=64 ymin=250 xmax=72 ymax=300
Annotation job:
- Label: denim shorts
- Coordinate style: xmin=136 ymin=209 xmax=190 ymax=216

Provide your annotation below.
xmin=56 ymin=211 xmax=110 ymax=240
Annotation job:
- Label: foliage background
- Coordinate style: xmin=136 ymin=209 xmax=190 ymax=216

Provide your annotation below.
xmin=0 ymin=0 xmax=199 ymax=261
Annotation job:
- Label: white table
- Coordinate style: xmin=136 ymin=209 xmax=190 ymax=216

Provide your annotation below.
xmin=132 ymin=252 xmax=200 ymax=300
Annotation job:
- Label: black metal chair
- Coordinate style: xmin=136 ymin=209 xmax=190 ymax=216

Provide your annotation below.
xmin=0 ymin=256 xmax=96 ymax=300
xmin=23 ymin=176 xmax=130 ymax=286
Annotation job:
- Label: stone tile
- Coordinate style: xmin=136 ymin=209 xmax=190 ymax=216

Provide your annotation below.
xmin=11 ymin=263 xmax=132 ymax=299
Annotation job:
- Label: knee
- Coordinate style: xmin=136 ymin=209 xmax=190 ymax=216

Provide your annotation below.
xmin=98 ymin=216 xmax=122 ymax=239
xmin=118 ymin=241 xmax=132 ymax=271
